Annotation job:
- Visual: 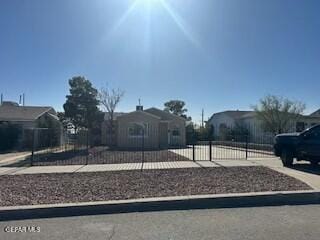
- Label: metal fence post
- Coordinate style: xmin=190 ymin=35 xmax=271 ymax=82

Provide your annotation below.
xmin=192 ymin=143 xmax=195 ymax=161
xmin=31 ymin=128 xmax=35 ymax=166
xmin=245 ymin=135 xmax=248 ymax=160
xmin=86 ymin=130 xmax=89 ymax=165
xmin=209 ymin=140 xmax=212 ymax=161
xmin=141 ymin=129 xmax=145 ymax=170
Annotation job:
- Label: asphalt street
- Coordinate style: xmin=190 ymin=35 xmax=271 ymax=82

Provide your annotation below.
xmin=1 ymin=204 xmax=319 ymax=240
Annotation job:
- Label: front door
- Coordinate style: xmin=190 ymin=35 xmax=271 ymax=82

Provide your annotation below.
xmin=159 ymin=122 xmax=169 ymax=149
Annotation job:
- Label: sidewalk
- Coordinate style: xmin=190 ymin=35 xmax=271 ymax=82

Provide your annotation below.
xmin=0 ymin=160 xmax=259 ymax=175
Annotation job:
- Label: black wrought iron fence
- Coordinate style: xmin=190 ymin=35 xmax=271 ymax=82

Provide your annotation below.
xmin=24 ymin=126 xmax=275 ymax=166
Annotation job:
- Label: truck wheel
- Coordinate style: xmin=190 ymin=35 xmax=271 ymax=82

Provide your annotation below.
xmin=281 ymin=149 xmax=294 ymax=167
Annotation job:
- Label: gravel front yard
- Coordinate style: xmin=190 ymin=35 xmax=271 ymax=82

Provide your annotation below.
xmin=0 ymin=166 xmax=311 ymax=207
xmin=4 ymin=147 xmax=190 ymax=167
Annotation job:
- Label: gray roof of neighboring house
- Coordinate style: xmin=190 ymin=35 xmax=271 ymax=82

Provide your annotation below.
xmin=310 ymin=109 xmax=320 ymax=117
xmin=0 ymin=104 xmax=55 ymax=121
xmin=208 ymin=110 xmax=253 ymax=122
xmin=239 ymin=111 xmax=257 ymax=119
xmin=209 ymin=109 xmax=320 ymax=122
xmin=104 ymin=112 xmax=126 ymax=121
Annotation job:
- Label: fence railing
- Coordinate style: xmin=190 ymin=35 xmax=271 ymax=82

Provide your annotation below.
xmin=24 ymin=128 xmax=274 ymax=166
xmin=0 ymin=126 xmax=276 ymax=166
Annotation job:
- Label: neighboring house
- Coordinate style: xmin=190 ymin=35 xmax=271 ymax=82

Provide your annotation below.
xmin=207 ymin=109 xmax=320 ymax=142
xmin=0 ymin=101 xmax=62 ymax=147
xmin=101 ymin=106 xmax=186 ymax=149
xmin=310 ymin=109 xmax=320 ymax=118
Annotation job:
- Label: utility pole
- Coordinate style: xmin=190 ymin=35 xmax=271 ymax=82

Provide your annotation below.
xmin=201 ymin=109 xmax=204 ymax=128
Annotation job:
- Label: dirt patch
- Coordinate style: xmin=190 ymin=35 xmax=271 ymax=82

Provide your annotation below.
xmin=0 ymin=166 xmax=311 ymax=206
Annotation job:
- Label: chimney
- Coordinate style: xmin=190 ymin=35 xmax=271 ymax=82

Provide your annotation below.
xmin=0 ymin=94 xmax=3 ymax=105
xmin=136 ymin=105 xmax=143 ymax=111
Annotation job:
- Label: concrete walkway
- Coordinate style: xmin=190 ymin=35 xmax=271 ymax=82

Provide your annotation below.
xmin=0 ymin=151 xmax=32 ymax=166
xmin=0 ymin=148 xmax=60 ymax=167
xmin=1 ymin=158 xmax=319 ymax=190
xmin=0 ymin=160 xmax=259 ymax=176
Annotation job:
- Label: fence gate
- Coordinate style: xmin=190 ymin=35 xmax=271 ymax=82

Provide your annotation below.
xmin=190 ymin=137 xmax=274 ymax=161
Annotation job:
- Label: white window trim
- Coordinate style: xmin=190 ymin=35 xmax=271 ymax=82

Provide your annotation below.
xmin=171 ymin=125 xmax=181 ymax=137
xmin=128 ymin=122 xmax=149 ymax=138
xmin=171 ymin=135 xmax=181 ymax=138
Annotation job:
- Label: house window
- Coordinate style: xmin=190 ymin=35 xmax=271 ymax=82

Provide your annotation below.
xmin=172 ymin=126 xmax=180 ymax=137
xmin=296 ymin=122 xmax=305 ymax=132
xmin=128 ymin=123 xmax=148 ymax=137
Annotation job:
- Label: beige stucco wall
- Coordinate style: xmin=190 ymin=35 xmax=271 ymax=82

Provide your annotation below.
xmin=117 ymin=111 xmax=160 ymax=149
xmin=168 ymin=119 xmax=186 ymax=146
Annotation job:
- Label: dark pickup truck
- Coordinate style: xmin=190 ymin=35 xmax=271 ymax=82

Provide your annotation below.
xmin=274 ymin=125 xmax=320 ymax=166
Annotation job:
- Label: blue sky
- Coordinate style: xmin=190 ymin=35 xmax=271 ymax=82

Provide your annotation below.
xmin=1 ymin=0 xmax=319 ymax=123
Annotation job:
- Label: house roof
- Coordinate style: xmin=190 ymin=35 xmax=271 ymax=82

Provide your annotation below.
xmin=209 ymin=109 xmax=320 ymax=122
xmin=144 ymin=107 xmax=186 ymax=121
xmin=114 ymin=107 xmax=186 ymax=122
xmin=104 ymin=112 xmax=126 ymax=121
xmin=117 ymin=109 xmax=161 ymax=120
xmin=238 ymin=111 xmax=257 ymax=119
xmin=310 ymin=109 xmax=320 ymax=117
xmin=0 ymin=104 xmax=55 ymax=121
xmin=208 ymin=110 xmax=253 ymax=122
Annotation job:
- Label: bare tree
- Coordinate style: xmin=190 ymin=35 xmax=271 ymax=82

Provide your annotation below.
xmin=98 ymin=85 xmax=124 ymax=144
xmin=99 ymin=86 xmax=124 ymax=120
xmin=252 ymin=95 xmax=306 ymax=134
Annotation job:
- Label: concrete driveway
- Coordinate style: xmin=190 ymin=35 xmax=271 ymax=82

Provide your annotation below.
xmin=251 ymin=158 xmax=320 ymax=190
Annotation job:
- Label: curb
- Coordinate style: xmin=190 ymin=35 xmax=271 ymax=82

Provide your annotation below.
xmin=1 ymin=190 xmax=320 ymax=221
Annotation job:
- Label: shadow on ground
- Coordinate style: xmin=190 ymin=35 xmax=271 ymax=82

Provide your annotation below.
xmin=1 ymin=149 xmax=89 ymax=167
xmin=290 ymin=163 xmax=320 ymax=175
xmin=1 ymin=147 xmax=190 ymax=167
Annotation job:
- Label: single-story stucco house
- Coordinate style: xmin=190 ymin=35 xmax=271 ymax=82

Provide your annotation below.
xmin=0 ymin=101 xmax=62 ymax=147
xmin=0 ymin=101 xmax=60 ymax=128
xmin=207 ymin=109 xmax=320 ymax=142
xmin=102 ymin=106 xmax=186 ymax=149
